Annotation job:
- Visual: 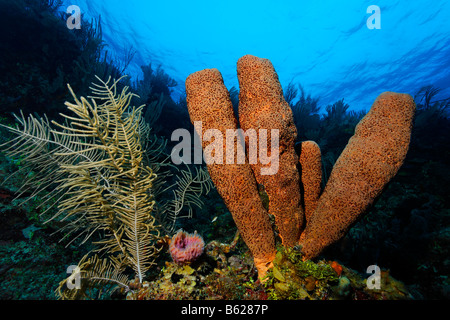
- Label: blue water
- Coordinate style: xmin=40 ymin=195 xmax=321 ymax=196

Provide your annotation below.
xmin=61 ymin=0 xmax=450 ymax=112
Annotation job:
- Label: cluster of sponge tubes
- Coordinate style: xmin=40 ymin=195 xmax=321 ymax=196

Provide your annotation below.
xmin=185 ymin=55 xmax=416 ymax=279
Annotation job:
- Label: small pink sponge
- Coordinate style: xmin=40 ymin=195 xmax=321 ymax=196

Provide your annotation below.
xmin=169 ymin=230 xmax=205 ymax=265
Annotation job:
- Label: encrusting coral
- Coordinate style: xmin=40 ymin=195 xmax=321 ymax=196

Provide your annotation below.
xmin=237 ymin=55 xmax=303 ymax=248
xmin=185 ymin=55 xmax=416 ymax=279
xmin=185 ymin=68 xmax=277 ymax=277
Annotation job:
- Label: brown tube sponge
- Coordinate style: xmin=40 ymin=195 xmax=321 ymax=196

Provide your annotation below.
xmin=299 ymin=92 xmax=416 ymax=260
xmin=185 ymin=68 xmax=276 ymax=277
xmin=299 ymin=140 xmax=322 ymax=223
xmin=237 ymin=54 xmax=303 ymax=248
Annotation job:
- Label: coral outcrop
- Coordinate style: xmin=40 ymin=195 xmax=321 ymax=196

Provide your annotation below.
xmin=185 ymin=69 xmax=277 ymax=277
xmin=263 ymin=247 xmax=412 ymax=300
xmin=185 ymin=55 xmax=416 ymax=278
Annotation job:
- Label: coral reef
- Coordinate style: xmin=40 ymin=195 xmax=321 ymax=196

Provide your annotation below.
xmin=1 ymin=0 xmax=448 ymax=301
xmin=127 ymin=244 xmax=412 ymax=300
xmin=0 ymin=76 xmax=212 ymax=299
xmin=169 ymin=230 xmax=205 ymax=265
xmin=185 ymin=68 xmax=276 ymax=278
xmin=185 ymin=55 xmax=416 ymax=278
xmin=0 ymin=1 xmax=128 ymax=120
xmin=263 ymin=247 xmax=412 ymax=300
xmin=237 ymin=55 xmax=303 ymax=248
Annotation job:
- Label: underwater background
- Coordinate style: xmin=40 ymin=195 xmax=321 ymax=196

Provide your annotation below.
xmin=0 ymin=0 xmax=449 ymax=301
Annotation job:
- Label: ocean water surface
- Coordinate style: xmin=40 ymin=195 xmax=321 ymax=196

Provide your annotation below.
xmin=61 ymin=0 xmax=450 ymax=111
